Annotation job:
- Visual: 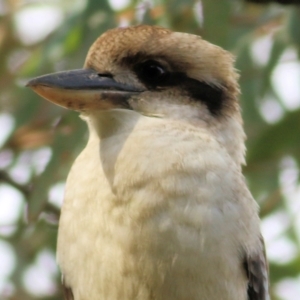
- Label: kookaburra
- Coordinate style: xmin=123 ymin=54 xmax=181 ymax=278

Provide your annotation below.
xmin=27 ymin=25 xmax=269 ymax=300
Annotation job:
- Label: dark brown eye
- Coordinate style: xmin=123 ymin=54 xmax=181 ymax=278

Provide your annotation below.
xmin=97 ymin=73 xmax=113 ymax=78
xmin=135 ymin=60 xmax=169 ymax=87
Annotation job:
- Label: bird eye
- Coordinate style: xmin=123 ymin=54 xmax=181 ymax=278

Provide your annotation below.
xmin=97 ymin=73 xmax=113 ymax=78
xmin=136 ymin=60 xmax=168 ymax=87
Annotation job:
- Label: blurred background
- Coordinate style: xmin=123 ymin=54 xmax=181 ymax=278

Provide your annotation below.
xmin=0 ymin=0 xmax=300 ymax=299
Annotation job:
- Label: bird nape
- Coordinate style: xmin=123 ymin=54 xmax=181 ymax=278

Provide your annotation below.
xmin=27 ymin=25 xmax=269 ymax=300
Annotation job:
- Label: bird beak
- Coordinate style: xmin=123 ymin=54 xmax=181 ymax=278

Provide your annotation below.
xmin=26 ymin=68 xmax=143 ymax=111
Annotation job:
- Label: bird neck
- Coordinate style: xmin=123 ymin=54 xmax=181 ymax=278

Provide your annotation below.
xmin=83 ymin=108 xmax=246 ymax=169
xmin=84 ymin=109 xmax=142 ymax=140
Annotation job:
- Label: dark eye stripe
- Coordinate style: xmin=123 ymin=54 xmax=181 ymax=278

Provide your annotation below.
xmin=178 ymin=74 xmax=224 ymax=116
xmin=136 ymin=68 xmax=224 ymax=116
xmin=122 ymin=53 xmax=224 ymax=116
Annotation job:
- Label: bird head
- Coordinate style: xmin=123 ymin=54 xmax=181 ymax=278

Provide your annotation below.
xmin=27 ymin=25 xmax=245 ymax=166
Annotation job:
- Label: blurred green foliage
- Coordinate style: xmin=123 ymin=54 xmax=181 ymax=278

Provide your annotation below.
xmin=0 ymin=0 xmax=300 ymax=299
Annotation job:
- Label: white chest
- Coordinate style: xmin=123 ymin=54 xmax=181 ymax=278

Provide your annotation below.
xmin=57 ymin=113 xmax=251 ymax=300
